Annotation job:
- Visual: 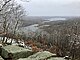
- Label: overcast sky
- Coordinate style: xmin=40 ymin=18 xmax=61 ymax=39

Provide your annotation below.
xmin=17 ymin=0 xmax=80 ymax=16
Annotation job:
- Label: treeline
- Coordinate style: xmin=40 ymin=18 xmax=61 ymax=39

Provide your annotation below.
xmin=40 ymin=18 xmax=80 ymax=60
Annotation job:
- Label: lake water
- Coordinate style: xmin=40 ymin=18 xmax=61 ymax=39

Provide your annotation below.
xmin=20 ymin=17 xmax=67 ymax=37
xmin=44 ymin=17 xmax=66 ymax=23
xmin=21 ymin=24 xmax=39 ymax=32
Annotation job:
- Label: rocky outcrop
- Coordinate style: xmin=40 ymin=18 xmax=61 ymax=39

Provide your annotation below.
xmin=18 ymin=51 xmax=57 ymax=60
xmin=1 ymin=45 xmax=33 ymax=60
xmin=0 ymin=45 xmax=67 ymax=60
xmin=18 ymin=51 xmax=66 ymax=60
xmin=47 ymin=57 xmax=65 ymax=60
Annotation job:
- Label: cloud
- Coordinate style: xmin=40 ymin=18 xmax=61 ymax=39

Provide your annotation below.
xmin=65 ymin=1 xmax=80 ymax=9
xmin=17 ymin=0 xmax=80 ymax=16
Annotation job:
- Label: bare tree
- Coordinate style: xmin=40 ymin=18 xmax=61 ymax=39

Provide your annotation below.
xmin=0 ymin=0 xmax=26 ymax=44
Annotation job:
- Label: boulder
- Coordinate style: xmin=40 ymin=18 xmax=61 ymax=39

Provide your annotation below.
xmin=48 ymin=57 xmax=65 ymax=60
xmin=1 ymin=45 xmax=33 ymax=60
xmin=18 ymin=51 xmax=56 ymax=60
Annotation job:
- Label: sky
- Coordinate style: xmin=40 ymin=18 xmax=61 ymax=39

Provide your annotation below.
xmin=17 ymin=0 xmax=80 ymax=16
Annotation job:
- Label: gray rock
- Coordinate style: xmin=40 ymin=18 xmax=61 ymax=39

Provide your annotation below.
xmin=1 ymin=45 xmax=33 ymax=60
xmin=48 ymin=57 xmax=65 ymax=60
xmin=18 ymin=51 xmax=56 ymax=60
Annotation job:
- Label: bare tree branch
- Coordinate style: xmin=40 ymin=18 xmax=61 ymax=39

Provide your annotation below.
xmin=0 ymin=0 xmax=12 ymax=11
